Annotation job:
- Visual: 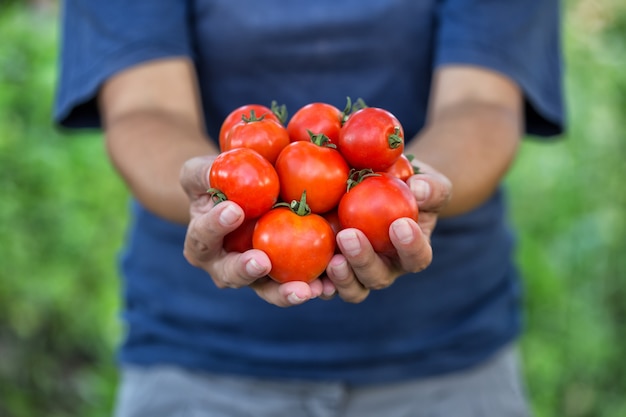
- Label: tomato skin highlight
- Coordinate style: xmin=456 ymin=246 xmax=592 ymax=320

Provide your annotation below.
xmin=219 ymin=104 xmax=281 ymax=151
xmin=338 ymin=107 xmax=405 ymax=171
xmin=224 ymin=117 xmax=290 ymax=164
xmin=208 ymin=148 xmax=280 ymax=219
xmin=274 ymin=140 xmax=350 ymax=214
xmin=287 ymin=102 xmax=343 ymax=143
xmin=338 ymin=172 xmax=418 ymax=255
xmin=253 ymin=207 xmax=335 ymax=283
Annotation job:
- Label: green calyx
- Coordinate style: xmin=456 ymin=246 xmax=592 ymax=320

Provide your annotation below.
xmin=346 ymin=168 xmax=380 ymax=192
xmin=307 ymin=130 xmax=336 ymax=149
xmin=242 ymin=109 xmax=265 ymax=123
xmin=207 ymin=188 xmax=228 ymax=204
xmin=271 ymin=100 xmax=288 ymax=125
xmin=388 ymin=126 xmax=403 ymax=149
xmin=274 ymin=191 xmax=311 ymax=216
xmin=340 ymin=96 xmax=368 ymax=125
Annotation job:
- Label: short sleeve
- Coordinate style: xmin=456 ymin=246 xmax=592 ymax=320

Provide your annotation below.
xmin=435 ymin=0 xmax=564 ymax=137
xmin=54 ymin=0 xmax=193 ymax=129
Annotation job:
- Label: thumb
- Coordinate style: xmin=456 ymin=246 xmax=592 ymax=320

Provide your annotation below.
xmin=407 ymin=163 xmax=452 ymax=213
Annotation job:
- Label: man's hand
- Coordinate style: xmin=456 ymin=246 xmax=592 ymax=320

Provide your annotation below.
xmin=324 ymin=162 xmax=452 ymax=303
xmin=180 ymin=155 xmax=328 ymax=307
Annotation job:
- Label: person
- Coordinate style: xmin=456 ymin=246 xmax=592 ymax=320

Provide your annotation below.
xmin=54 ymin=0 xmax=563 ymax=416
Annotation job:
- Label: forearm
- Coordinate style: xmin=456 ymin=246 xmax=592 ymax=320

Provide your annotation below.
xmin=408 ymin=100 xmax=521 ymax=217
xmin=104 ymin=109 xmax=218 ymax=224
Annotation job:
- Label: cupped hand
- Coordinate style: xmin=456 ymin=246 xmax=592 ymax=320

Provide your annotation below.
xmin=180 ymin=155 xmax=325 ymax=307
xmin=324 ymin=161 xmax=452 ymax=303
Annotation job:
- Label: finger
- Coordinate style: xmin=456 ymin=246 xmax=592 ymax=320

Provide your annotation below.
xmin=179 ymin=155 xmax=215 ymax=199
xmin=212 ymin=249 xmax=272 ymax=289
xmin=183 ymin=201 xmax=245 ymax=265
xmin=326 ymin=254 xmax=370 ymax=303
xmin=336 ymin=228 xmax=397 ymax=291
xmin=407 ymin=163 xmax=452 ymax=211
xmin=250 ymin=279 xmax=320 ymax=307
xmin=389 ymin=217 xmax=433 ymax=273
xmin=318 ymin=277 xmax=338 ymax=300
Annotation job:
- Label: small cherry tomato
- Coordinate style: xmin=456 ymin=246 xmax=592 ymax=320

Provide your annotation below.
xmin=223 ymin=217 xmax=257 ymax=253
xmin=208 ymin=148 xmax=279 ymax=219
xmin=385 ymin=154 xmax=420 ymax=182
xmin=224 ymin=111 xmax=290 ymax=164
xmin=218 ymin=102 xmax=286 ymax=151
xmin=274 ymin=133 xmax=350 ymax=214
xmin=253 ymin=193 xmax=335 ymax=283
xmin=287 ymin=102 xmax=343 ymax=143
xmin=338 ymin=171 xmax=418 ymax=255
xmin=322 ymin=209 xmax=342 ymax=254
xmin=338 ymin=107 xmax=405 ymax=171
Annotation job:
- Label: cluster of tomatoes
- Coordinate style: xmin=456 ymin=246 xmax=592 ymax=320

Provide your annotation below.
xmin=209 ymin=99 xmax=420 ymax=284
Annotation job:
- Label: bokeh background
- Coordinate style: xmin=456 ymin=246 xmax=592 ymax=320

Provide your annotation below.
xmin=0 ymin=0 xmax=624 ymax=416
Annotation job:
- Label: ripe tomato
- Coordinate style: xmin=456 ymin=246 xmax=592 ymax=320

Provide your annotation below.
xmin=223 ymin=113 xmax=290 ymax=164
xmin=223 ymin=217 xmax=257 ymax=253
xmin=322 ymin=209 xmax=342 ymax=254
xmin=208 ymin=148 xmax=280 ymax=219
xmin=338 ymin=171 xmax=418 ymax=255
xmin=274 ymin=134 xmax=350 ymax=214
xmin=252 ymin=193 xmax=335 ymax=283
xmin=385 ymin=154 xmax=420 ymax=182
xmin=338 ymin=107 xmax=405 ymax=171
xmin=218 ymin=102 xmax=286 ymax=151
xmin=286 ymin=102 xmax=343 ymax=143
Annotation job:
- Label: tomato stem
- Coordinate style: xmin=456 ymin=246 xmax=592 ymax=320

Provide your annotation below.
xmin=242 ymin=109 xmax=265 ymax=123
xmin=290 ymin=190 xmax=312 ymax=216
xmin=346 ymin=169 xmax=380 ymax=192
xmin=271 ymin=100 xmax=288 ymax=125
xmin=340 ymin=96 xmax=368 ymax=125
xmin=307 ymin=130 xmax=336 ymax=149
xmin=206 ymin=188 xmax=228 ymax=205
xmin=388 ymin=126 xmax=403 ymax=149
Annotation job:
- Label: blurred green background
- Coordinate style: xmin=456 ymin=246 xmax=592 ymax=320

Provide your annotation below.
xmin=0 ymin=0 xmax=624 ymax=416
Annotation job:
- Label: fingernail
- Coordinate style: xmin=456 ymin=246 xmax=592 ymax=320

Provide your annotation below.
xmin=330 ymin=259 xmax=349 ymax=281
xmin=339 ymin=230 xmax=361 ymax=257
xmin=219 ymin=205 xmax=242 ymax=226
xmin=323 ymin=286 xmax=337 ymax=297
xmin=245 ymin=258 xmax=266 ymax=276
xmin=288 ymin=292 xmax=306 ymax=305
xmin=410 ymin=179 xmax=431 ymax=202
xmin=392 ymin=218 xmax=414 ymax=244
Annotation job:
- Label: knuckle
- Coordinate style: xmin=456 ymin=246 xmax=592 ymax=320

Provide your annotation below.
xmin=364 ymin=276 xmax=394 ymax=291
xmin=342 ymin=290 xmax=370 ymax=304
xmin=183 ymin=247 xmax=202 ymax=268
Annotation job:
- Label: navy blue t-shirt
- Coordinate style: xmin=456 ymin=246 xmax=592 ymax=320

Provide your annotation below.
xmin=55 ymin=0 xmax=564 ymax=384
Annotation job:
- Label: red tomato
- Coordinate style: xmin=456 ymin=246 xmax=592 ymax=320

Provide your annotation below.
xmin=224 ymin=114 xmax=290 ymax=164
xmin=208 ymin=148 xmax=280 ymax=219
xmin=322 ymin=209 xmax=342 ymax=254
xmin=338 ymin=171 xmax=418 ymax=255
xmin=223 ymin=217 xmax=257 ymax=253
xmin=274 ymin=134 xmax=350 ymax=214
xmin=338 ymin=107 xmax=405 ymax=171
xmin=385 ymin=154 xmax=420 ymax=182
xmin=218 ymin=103 xmax=286 ymax=151
xmin=252 ymin=194 xmax=335 ymax=283
xmin=286 ymin=102 xmax=343 ymax=143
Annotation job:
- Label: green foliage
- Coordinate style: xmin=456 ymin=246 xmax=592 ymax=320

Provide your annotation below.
xmin=0 ymin=4 xmax=126 ymax=417
xmin=0 ymin=1 xmax=625 ymax=416
xmin=507 ymin=1 xmax=626 ymax=416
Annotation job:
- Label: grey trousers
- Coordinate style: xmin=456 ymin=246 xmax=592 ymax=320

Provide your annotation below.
xmin=113 ymin=345 xmax=531 ymax=417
